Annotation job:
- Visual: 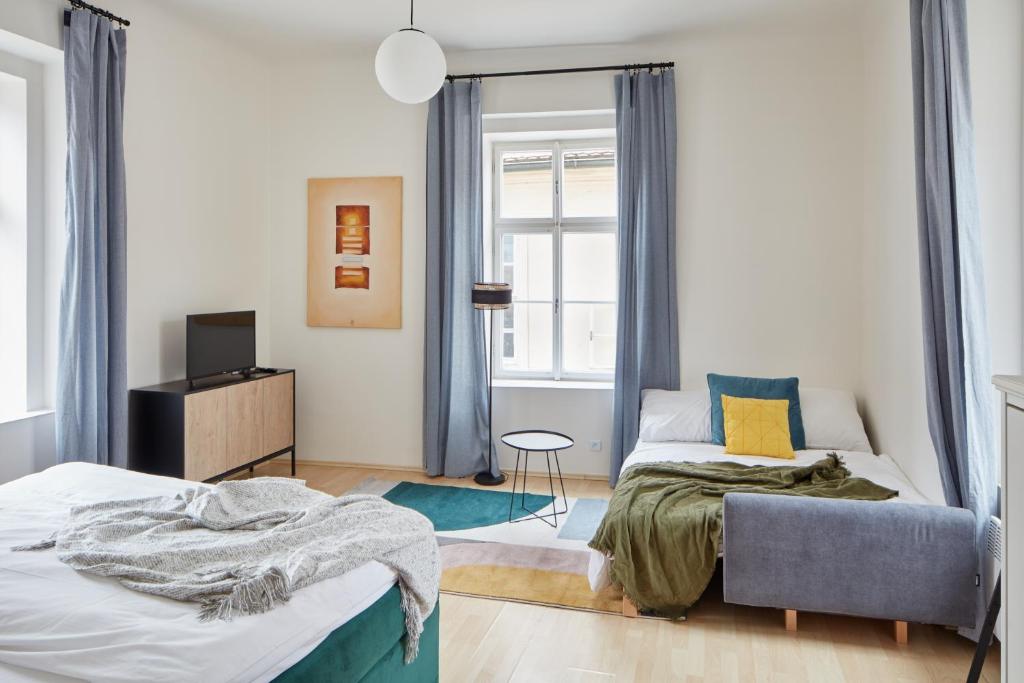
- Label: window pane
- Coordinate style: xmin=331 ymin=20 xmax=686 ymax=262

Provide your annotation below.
xmin=562 ymin=232 xmax=616 ymax=301
xmin=500 ymin=150 xmax=553 ymax=219
xmin=500 ymin=303 xmax=552 ymax=373
xmin=501 ymin=233 xmax=553 ymax=301
xmin=502 ymin=236 xmax=515 ymax=262
xmin=502 ymin=331 xmax=515 ymax=358
xmin=562 ymin=148 xmax=616 ymax=218
xmin=563 ymin=303 xmax=616 ymax=374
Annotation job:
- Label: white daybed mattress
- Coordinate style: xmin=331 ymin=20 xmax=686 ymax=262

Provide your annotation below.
xmin=587 ymin=441 xmax=936 ymax=591
xmin=622 ymin=441 xmax=935 ymax=505
xmin=0 ymin=462 xmax=397 ymax=683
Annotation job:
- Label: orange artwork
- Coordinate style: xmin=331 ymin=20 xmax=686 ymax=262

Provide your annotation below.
xmin=336 ymin=205 xmax=369 ymax=226
xmin=335 ymin=266 xmax=370 ymax=289
xmin=307 ymin=177 xmax=402 ymax=328
xmin=336 ymin=225 xmax=370 ymax=255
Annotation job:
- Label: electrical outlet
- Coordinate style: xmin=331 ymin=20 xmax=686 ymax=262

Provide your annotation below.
xmin=589 ymin=439 xmax=602 ymax=452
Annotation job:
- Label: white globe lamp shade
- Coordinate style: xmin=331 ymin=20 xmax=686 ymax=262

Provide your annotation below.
xmin=375 ymin=29 xmax=447 ymax=104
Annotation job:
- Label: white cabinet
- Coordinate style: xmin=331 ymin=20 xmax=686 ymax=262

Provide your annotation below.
xmin=996 ymin=375 xmax=1024 ymax=680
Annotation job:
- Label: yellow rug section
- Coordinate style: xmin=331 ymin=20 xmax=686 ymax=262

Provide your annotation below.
xmin=441 ymin=564 xmax=623 ymax=614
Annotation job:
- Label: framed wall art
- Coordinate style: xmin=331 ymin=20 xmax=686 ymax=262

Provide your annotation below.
xmin=307 ymin=176 xmax=402 ymax=328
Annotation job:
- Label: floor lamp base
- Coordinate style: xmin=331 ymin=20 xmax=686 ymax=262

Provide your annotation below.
xmin=474 ymin=470 xmax=507 ymax=486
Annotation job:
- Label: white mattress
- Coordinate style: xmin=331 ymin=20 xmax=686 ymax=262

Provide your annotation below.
xmin=0 ymin=463 xmax=397 ymax=683
xmin=622 ymin=441 xmax=936 ymax=505
xmin=588 ymin=441 xmax=936 ymax=591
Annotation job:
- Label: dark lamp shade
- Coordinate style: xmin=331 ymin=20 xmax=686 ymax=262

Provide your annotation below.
xmin=472 ymin=282 xmax=512 ymax=310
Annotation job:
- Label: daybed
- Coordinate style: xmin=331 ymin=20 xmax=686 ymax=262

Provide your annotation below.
xmin=589 ymin=387 xmax=979 ymax=640
xmin=0 ymin=462 xmax=439 ymax=683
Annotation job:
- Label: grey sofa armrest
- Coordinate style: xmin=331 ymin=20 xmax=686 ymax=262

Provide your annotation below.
xmin=722 ymin=493 xmax=977 ymax=628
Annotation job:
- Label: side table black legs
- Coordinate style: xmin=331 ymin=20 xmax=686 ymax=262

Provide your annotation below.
xmin=507 ymin=448 xmax=568 ymax=528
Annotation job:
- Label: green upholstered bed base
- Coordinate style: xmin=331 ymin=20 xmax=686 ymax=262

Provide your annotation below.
xmin=273 ymin=585 xmax=439 ymax=683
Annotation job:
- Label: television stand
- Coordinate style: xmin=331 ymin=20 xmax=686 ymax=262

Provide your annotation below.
xmin=129 ymin=370 xmax=296 ymax=482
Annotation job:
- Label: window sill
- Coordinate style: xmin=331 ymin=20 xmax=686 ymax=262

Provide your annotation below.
xmin=492 ymin=379 xmax=614 ymax=390
xmin=0 ymin=409 xmax=55 ymax=426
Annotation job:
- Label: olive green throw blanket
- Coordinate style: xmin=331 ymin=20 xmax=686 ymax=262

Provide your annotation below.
xmin=588 ymin=455 xmax=897 ymax=617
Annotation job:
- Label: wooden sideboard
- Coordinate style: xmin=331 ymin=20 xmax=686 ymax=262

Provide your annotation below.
xmin=129 ymin=370 xmax=295 ymax=482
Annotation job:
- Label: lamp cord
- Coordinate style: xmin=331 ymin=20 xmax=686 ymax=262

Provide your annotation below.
xmin=410 ymin=0 xmax=414 ymax=26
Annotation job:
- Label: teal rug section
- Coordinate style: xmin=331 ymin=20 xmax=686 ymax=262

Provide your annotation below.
xmin=383 ymin=482 xmax=553 ymax=531
xmin=556 ymin=498 xmax=609 ymax=541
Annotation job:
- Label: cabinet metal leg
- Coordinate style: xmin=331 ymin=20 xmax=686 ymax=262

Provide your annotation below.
xmin=291 ymin=449 xmax=296 ymax=477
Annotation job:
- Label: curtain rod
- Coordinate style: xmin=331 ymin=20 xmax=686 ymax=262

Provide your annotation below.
xmin=68 ymin=0 xmax=130 ymax=27
xmin=445 ymin=61 xmax=674 ymax=82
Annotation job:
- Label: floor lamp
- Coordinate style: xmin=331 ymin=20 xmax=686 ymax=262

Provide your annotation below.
xmin=472 ymin=282 xmax=511 ymax=486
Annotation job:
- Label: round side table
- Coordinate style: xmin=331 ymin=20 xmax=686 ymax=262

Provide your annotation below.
xmin=501 ymin=430 xmax=574 ymax=528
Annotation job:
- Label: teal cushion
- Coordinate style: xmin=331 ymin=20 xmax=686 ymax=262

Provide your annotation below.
xmin=708 ymin=373 xmax=805 ymax=450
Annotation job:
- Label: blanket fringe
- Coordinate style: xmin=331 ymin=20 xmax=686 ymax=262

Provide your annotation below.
xmin=399 ymin=580 xmax=425 ymax=664
xmin=11 ymin=533 xmax=57 ymax=552
xmin=198 ymin=566 xmax=292 ymax=622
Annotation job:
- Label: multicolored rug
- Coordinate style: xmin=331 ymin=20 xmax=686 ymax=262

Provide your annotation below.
xmin=352 ymin=478 xmax=626 ymax=614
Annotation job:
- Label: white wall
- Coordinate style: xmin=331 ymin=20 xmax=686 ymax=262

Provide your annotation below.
xmin=0 ymin=0 xmax=272 ymax=388
xmin=265 ymin=56 xmax=427 ymax=472
xmin=971 ymin=0 xmax=1024 ymax=384
xmin=0 ymin=411 xmax=56 ymax=484
xmin=492 ymin=386 xmax=613 ymax=477
xmin=860 ymin=0 xmax=1023 ymax=502
xmin=265 ymin=14 xmax=867 ymax=478
xmin=0 ymin=1 xmax=63 ymax=50
xmin=1 ymin=0 xmax=1017 ymax=489
xmin=101 ymin=0 xmax=272 ymax=388
xmin=0 ymin=0 xmax=272 ymax=481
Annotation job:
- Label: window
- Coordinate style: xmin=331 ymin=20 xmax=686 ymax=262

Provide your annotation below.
xmin=492 ymin=138 xmax=617 ymax=380
xmin=0 ymin=69 xmax=28 ymax=420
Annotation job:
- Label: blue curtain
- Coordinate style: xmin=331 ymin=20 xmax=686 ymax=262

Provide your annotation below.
xmin=423 ymin=80 xmax=496 ymax=478
xmin=57 ymin=10 xmax=128 ymax=468
xmin=610 ymin=69 xmax=680 ymax=485
xmin=910 ymin=0 xmax=997 ymax=640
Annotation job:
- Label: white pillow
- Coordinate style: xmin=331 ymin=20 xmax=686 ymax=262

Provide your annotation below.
xmin=639 ymin=389 xmax=712 ymax=443
xmin=799 ymin=387 xmax=873 ymax=453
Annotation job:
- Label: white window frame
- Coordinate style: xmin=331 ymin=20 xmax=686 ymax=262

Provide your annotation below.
xmin=491 ymin=137 xmax=617 ymax=382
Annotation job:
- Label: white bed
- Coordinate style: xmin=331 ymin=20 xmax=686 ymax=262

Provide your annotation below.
xmin=0 ymin=462 xmax=397 ymax=683
xmin=587 ymin=440 xmax=937 ymax=591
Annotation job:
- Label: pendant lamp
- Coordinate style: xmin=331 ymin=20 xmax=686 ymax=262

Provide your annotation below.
xmin=375 ymin=0 xmax=447 ymax=104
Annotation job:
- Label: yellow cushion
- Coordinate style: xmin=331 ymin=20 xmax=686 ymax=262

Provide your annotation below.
xmin=722 ymin=395 xmax=795 ymax=459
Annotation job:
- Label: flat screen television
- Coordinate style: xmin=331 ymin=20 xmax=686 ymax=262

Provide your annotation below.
xmin=186 ymin=311 xmax=256 ymax=381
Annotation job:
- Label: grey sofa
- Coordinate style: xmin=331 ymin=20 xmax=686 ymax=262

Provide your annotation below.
xmin=722 ymin=493 xmax=977 ymax=641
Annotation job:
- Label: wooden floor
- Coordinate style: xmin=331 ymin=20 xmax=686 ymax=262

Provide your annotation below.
xmin=253 ymin=458 xmax=1001 ymax=683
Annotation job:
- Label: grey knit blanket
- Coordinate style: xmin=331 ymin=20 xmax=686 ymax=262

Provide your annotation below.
xmin=13 ymin=477 xmax=440 ymax=662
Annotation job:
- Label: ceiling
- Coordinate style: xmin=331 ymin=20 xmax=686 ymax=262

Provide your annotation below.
xmin=159 ymin=0 xmax=856 ymax=54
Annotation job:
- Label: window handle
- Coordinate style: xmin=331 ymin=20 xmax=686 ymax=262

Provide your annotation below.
xmin=555 ymin=298 xmax=560 ymax=314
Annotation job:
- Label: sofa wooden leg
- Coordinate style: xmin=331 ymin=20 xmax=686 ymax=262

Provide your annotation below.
xmin=785 ymin=609 xmax=798 ymax=632
xmin=894 ymin=620 xmax=908 ymax=645
xmin=622 ymin=595 xmax=639 ymax=618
